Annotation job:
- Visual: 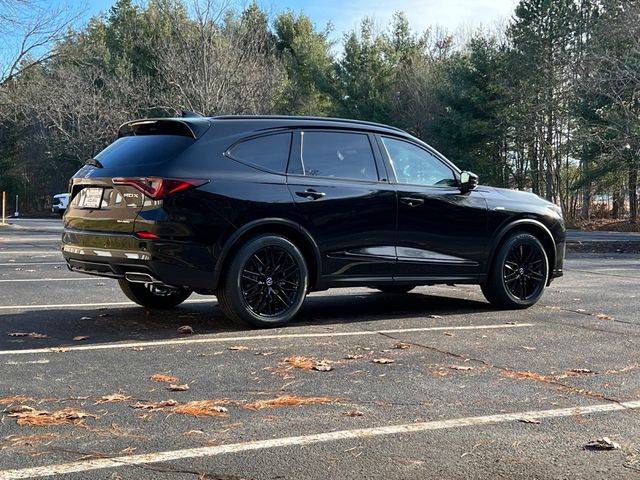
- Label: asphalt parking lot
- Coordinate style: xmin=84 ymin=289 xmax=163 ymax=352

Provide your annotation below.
xmin=1 ymin=219 xmax=639 ymax=479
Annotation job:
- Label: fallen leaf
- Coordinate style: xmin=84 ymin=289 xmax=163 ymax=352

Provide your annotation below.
xmin=341 ymin=410 xmax=364 ymax=417
xmin=345 ymin=354 xmax=364 ymax=360
xmin=172 ymin=401 xmax=229 ymax=417
xmin=520 ymin=346 xmax=536 ymax=351
xmin=8 ymin=332 xmax=47 ymax=338
xmin=98 ymin=313 xmax=110 ymax=318
xmin=168 ymin=384 xmax=189 ymax=392
xmin=49 ymin=347 xmax=69 ymax=353
xmin=427 ymin=315 xmax=442 ymax=319
xmin=449 ymin=365 xmax=474 ymax=371
xmin=80 ymin=317 xmax=93 ymax=321
xmin=392 ymin=342 xmax=411 ymax=350
xmin=150 ymin=374 xmax=179 ymax=383
xmin=95 ymin=393 xmax=132 ymax=404
xmin=255 ymin=351 xmax=275 ymax=356
xmin=133 ymin=347 xmax=144 ymax=351
xmin=517 ymin=416 xmax=541 ymax=424
xmin=8 ymin=407 xmax=96 ymax=427
xmin=505 ymin=321 xmax=517 ymax=325
xmin=584 ymin=437 xmax=621 ymax=450
xmin=444 ymin=332 xmax=454 ymax=337
xmin=372 ymin=358 xmax=395 ymax=364
xmin=283 ymin=356 xmax=315 ymax=370
xmin=95 ymin=283 xmax=105 ymax=287
xmin=72 ymin=336 xmax=89 ymax=342
xmin=177 ymin=325 xmax=194 ymax=334
xmin=595 ymin=314 xmax=615 ymax=321
xmin=184 ymin=429 xmax=205 ymax=435
xmin=245 ymin=395 xmax=337 ymax=410
xmin=570 ymin=368 xmax=594 ymax=374
xmin=228 ymin=346 xmax=248 ymax=351
xmin=130 ymin=399 xmax=178 ymax=410
xmin=313 ymin=361 xmax=333 ymax=372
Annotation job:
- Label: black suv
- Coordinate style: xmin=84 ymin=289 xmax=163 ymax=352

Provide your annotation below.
xmin=62 ymin=115 xmax=565 ymax=327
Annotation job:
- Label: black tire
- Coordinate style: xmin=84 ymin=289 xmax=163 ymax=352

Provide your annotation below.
xmin=481 ymin=232 xmax=549 ymax=309
xmin=118 ymin=279 xmax=192 ymax=309
xmin=374 ymin=285 xmax=416 ymax=294
xmin=216 ymin=234 xmax=309 ymax=328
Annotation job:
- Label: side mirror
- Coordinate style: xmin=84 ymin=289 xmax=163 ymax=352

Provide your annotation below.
xmin=459 ymin=171 xmax=478 ymax=194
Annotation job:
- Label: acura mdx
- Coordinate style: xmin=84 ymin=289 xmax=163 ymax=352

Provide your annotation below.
xmin=62 ymin=115 xmax=565 ymax=327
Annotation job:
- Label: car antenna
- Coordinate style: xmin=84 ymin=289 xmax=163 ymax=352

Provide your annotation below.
xmin=182 ymin=110 xmax=204 ymax=118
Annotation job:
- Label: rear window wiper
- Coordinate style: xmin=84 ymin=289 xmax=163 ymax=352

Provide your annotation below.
xmin=85 ymin=158 xmax=103 ymax=168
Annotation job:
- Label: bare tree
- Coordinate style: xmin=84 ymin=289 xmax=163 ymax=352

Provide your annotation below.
xmin=0 ymin=0 xmax=82 ymax=86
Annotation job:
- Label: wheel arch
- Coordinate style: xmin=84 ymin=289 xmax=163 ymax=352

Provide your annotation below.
xmin=213 ymin=218 xmax=322 ymax=290
xmin=488 ymin=219 xmax=556 ymax=286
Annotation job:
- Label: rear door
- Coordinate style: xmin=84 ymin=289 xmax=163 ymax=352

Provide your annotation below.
xmin=286 ymin=130 xmax=397 ymax=281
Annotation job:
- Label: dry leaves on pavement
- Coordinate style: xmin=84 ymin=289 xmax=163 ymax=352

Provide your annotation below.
xmin=584 ymin=437 xmax=621 ymax=450
xmin=150 ymin=374 xmax=179 ymax=383
xmin=130 ymin=399 xmax=179 ymax=410
xmin=168 ymin=384 xmax=189 ymax=392
xmin=245 ymin=395 xmax=338 ymax=410
xmin=72 ymin=336 xmax=89 ymax=342
xmin=94 ymin=393 xmax=132 ymax=404
xmin=7 ymin=406 xmax=96 ymax=427
xmin=177 ymin=325 xmax=194 ymax=334
xmin=372 ymin=358 xmax=395 ymax=364
xmin=595 ymin=313 xmax=615 ymax=321
xmin=283 ymin=356 xmax=333 ymax=371
xmin=172 ymin=401 xmax=229 ymax=417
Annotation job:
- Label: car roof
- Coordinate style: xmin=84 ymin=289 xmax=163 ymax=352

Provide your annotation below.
xmin=209 ymin=115 xmax=408 ymax=136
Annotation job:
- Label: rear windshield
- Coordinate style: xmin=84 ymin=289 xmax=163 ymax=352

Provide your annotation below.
xmin=94 ymin=135 xmax=194 ymax=167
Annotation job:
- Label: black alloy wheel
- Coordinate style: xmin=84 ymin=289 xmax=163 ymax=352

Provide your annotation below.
xmin=481 ymin=232 xmax=548 ymax=309
xmin=216 ymin=234 xmax=308 ymax=328
xmin=241 ymin=246 xmax=302 ymax=317
xmin=118 ymin=278 xmax=192 ymax=309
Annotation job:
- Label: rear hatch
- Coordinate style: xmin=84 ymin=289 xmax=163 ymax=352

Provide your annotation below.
xmin=65 ymin=119 xmax=209 ymax=234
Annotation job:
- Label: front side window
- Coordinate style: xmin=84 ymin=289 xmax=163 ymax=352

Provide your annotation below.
xmin=381 ymin=137 xmax=455 ymax=187
xmin=301 ymin=131 xmax=378 ymax=181
xmin=227 ymin=133 xmax=292 ymax=173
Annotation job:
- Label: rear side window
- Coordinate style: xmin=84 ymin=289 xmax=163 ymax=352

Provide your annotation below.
xmin=300 ymin=132 xmax=378 ymax=181
xmin=95 ymin=136 xmax=194 ymax=167
xmin=227 ymin=133 xmax=292 ymax=173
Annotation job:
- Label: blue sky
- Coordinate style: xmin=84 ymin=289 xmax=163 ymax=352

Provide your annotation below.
xmin=82 ymin=0 xmax=518 ymax=37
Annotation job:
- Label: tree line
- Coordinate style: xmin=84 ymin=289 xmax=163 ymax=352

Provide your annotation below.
xmin=0 ymin=0 xmax=638 ymax=222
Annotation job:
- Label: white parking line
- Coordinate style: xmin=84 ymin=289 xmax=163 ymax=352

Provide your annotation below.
xmin=0 ymin=262 xmax=66 ymax=266
xmin=0 ymin=278 xmax=94 ymax=283
xmin=1 ymin=400 xmax=638 ymax=479
xmin=0 ymin=323 xmax=533 ymax=356
xmin=0 ymin=299 xmax=213 ymax=311
xmin=0 ymin=252 xmax=61 ymax=255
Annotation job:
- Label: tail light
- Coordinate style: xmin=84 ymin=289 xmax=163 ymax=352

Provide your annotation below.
xmin=112 ymin=177 xmax=208 ymax=200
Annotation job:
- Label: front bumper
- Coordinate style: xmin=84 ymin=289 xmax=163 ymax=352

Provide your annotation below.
xmin=62 ymin=229 xmax=217 ymax=290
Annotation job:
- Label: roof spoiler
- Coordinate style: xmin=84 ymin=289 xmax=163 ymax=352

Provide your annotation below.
xmin=117 ymin=118 xmax=210 ymax=139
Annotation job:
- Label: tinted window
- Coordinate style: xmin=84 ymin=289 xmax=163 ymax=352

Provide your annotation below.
xmin=301 ymin=132 xmax=378 ymax=181
xmin=95 ymin=135 xmax=194 ymax=167
xmin=381 ymin=137 xmax=455 ymax=187
xmin=228 ymin=133 xmax=292 ymax=173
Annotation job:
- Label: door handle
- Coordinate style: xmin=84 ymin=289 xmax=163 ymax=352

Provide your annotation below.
xmin=295 ymin=189 xmax=326 ymax=200
xmin=400 ymin=197 xmax=424 ymax=207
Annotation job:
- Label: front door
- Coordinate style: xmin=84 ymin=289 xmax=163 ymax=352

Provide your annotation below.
xmin=377 ymin=135 xmax=489 ymax=280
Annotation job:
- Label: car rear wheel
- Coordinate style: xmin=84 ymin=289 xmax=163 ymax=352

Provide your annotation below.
xmin=481 ymin=232 xmax=548 ymax=309
xmin=373 ymin=285 xmax=416 ymax=294
xmin=216 ymin=234 xmax=308 ymax=328
xmin=118 ymin=279 xmax=192 ymax=309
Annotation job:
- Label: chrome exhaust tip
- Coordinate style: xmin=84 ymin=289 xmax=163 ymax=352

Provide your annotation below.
xmin=125 ymin=272 xmax=159 ymax=284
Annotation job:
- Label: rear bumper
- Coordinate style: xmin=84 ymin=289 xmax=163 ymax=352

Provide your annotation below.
xmin=62 ymin=229 xmax=217 ymax=290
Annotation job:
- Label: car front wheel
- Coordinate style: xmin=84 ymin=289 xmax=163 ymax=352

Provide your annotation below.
xmin=481 ymin=232 xmax=548 ymax=309
xmin=118 ymin=279 xmax=192 ymax=309
xmin=216 ymin=234 xmax=309 ymax=328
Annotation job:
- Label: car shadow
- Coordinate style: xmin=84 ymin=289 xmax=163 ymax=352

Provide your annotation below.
xmin=0 ymin=290 xmax=492 ymax=352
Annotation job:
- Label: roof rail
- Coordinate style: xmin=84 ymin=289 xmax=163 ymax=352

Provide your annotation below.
xmin=211 ymin=115 xmax=406 ymax=134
